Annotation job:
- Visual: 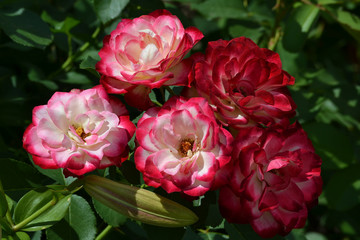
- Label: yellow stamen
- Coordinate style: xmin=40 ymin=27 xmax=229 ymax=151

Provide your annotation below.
xmin=74 ymin=125 xmax=90 ymax=141
xmin=178 ymin=139 xmax=194 ymax=158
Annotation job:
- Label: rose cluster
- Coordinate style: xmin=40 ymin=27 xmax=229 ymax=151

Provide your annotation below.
xmin=23 ymin=10 xmax=322 ymax=238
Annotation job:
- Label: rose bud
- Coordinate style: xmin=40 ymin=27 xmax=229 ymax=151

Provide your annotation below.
xmin=83 ymin=175 xmax=198 ymax=227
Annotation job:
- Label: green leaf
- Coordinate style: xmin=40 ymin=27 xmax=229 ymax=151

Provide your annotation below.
xmin=92 ymin=198 xmax=127 ymax=227
xmin=317 ymin=0 xmax=340 ymax=4
xmin=79 ymin=55 xmax=100 ymax=77
xmin=324 ymin=165 xmax=360 ymax=211
xmin=1 ymin=231 xmax=30 ymax=240
xmin=331 ymin=9 xmax=360 ymax=43
xmin=305 ymin=232 xmax=327 ymax=240
xmin=28 ymin=155 xmax=76 ymax=186
xmin=191 ymin=0 xmax=246 ymax=20
xmin=0 ymin=190 xmax=8 ymax=218
xmin=198 ymin=231 xmax=228 ymax=240
xmin=225 ymin=222 xmax=283 ymax=240
xmin=30 ymin=231 xmax=42 ymax=240
xmin=282 ymin=4 xmax=319 ymax=52
xmin=28 ymin=68 xmax=58 ymax=91
xmin=28 ymin=156 xmax=65 ymax=185
xmin=1 ymin=194 xmax=15 ymax=233
xmin=182 ymin=227 xmax=203 ymax=240
xmin=303 ymin=123 xmax=355 ymax=169
xmin=94 ymin=0 xmax=130 ymax=24
xmin=228 ymin=23 xmax=263 ymax=43
xmin=143 ymin=224 xmax=185 ymax=240
xmin=83 ymin=175 xmax=198 ymax=227
xmin=41 ymin=12 xmax=80 ymax=34
xmin=0 ymin=9 xmax=52 ymax=49
xmin=59 ymin=72 xmax=92 ymax=85
xmin=13 ymin=188 xmax=71 ymax=231
xmin=46 ymin=195 xmax=97 ymax=240
xmin=0 ymin=158 xmax=44 ymax=191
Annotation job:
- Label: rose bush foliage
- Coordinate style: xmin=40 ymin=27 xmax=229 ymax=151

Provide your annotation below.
xmin=6 ymin=3 xmax=330 ymax=239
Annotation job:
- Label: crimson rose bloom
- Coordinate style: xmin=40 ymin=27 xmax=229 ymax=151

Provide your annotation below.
xmin=23 ymin=85 xmax=135 ymax=176
xmin=192 ymin=37 xmax=296 ymax=128
xmin=219 ymin=122 xmax=322 ymax=238
xmin=134 ymin=97 xmax=233 ymax=196
xmin=96 ymin=9 xmax=203 ymax=110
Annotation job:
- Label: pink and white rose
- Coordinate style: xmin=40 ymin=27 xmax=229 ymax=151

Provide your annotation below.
xmin=191 ymin=37 xmax=296 ymax=128
xmin=23 ymin=85 xmax=136 ymax=176
xmin=219 ymin=122 xmax=322 ymax=238
xmin=134 ymin=97 xmax=233 ymax=196
xmin=96 ymin=9 xmax=203 ymax=110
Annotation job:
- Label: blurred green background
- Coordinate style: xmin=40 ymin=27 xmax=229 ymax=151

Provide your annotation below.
xmin=0 ymin=0 xmax=359 ymax=239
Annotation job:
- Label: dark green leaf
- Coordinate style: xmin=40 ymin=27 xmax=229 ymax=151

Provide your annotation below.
xmin=41 ymin=12 xmax=80 ymax=34
xmin=59 ymin=72 xmax=92 ymax=85
xmin=1 ymin=217 xmax=13 ymax=234
xmin=28 ymin=156 xmax=65 ymax=185
xmin=0 ymin=9 xmax=52 ymax=49
xmin=282 ymin=4 xmax=319 ymax=52
xmin=30 ymin=231 xmax=42 ymax=240
xmin=94 ymin=0 xmax=130 ymax=24
xmin=317 ymin=0 xmax=339 ymax=4
xmin=0 ymin=158 xmax=44 ymax=191
xmin=143 ymin=224 xmax=186 ymax=240
xmin=331 ymin=9 xmax=360 ymax=43
xmin=191 ymin=0 xmax=246 ymax=20
xmin=182 ymin=227 xmax=203 ymax=240
xmin=126 ymin=0 xmax=165 ymax=16
xmin=198 ymin=231 xmax=229 ymax=240
xmin=13 ymin=188 xmax=71 ymax=231
xmin=324 ymin=165 xmax=360 ymax=211
xmin=79 ymin=55 xmax=100 ymax=77
xmin=228 ymin=24 xmax=263 ymax=43
xmin=93 ymin=198 xmax=127 ymax=227
xmin=46 ymin=195 xmax=97 ymax=240
xmin=225 ymin=222 xmax=284 ymax=240
xmin=1 ymin=231 xmax=31 ymax=240
xmin=28 ymin=68 xmax=58 ymax=91
xmin=0 ymin=190 xmax=8 ymax=218
xmin=303 ymin=123 xmax=355 ymax=169
xmin=304 ymin=232 xmax=327 ymax=240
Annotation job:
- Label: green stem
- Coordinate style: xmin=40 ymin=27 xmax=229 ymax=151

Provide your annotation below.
xmin=0 ymin=179 xmax=14 ymax=227
xmin=66 ymin=178 xmax=84 ymax=194
xmin=95 ymin=225 xmax=113 ymax=240
xmin=5 ymin=211 xmax=14 ymax=228
xmin=67 ymin=35 xmax=73 ymax=59
xmin=47 ymin=26 xmax=101 ymax=79
xmin=164 ymin=86 xmax=176 ymax=97
xmin=12 ymin=196 xmax=57 ymax=232
xmin=268 ymin=0 xmax=294 ymax=50
xmin=268 ymin=27 xmax=281 ymax=51
xmin=153 ymin=100 xmax=163 ymax=107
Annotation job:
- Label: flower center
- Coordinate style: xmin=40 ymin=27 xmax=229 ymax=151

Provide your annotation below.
xmin=74 ymin=125 xmax=90 ymax=141
xmin=178 ymin=138 xmax=195 ymax=158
